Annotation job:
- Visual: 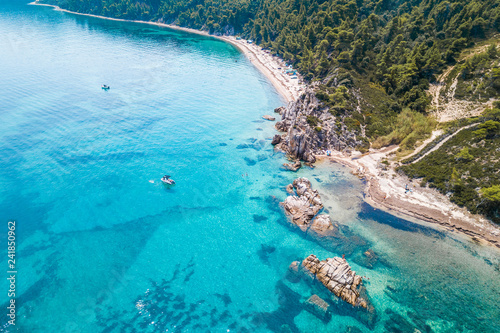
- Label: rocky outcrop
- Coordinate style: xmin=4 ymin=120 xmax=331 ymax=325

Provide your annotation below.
xmin=274 ymin=88 xmax=364 ymax=163
xmin=301 ymin=254 xmax=367 ymax=308
xmin=282 ymin=178 xmax=323 ymax=229
xmin=286 ymin=261 xmax=301 ymax=283
xmin=282 ymin=160 xmax=301 ymax=172
xmin=271 ymin=134 xmax=282 ymax=145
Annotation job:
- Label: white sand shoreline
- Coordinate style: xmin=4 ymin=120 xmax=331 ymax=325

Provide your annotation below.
xmin=29 ymin=1 xmax=304 ymax=104
xmin=315 ymin=149 xmax=500 ymax=249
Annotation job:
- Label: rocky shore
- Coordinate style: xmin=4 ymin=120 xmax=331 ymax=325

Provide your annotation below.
xmin=273 ymin=88 xmax=363 ymax=164
xmin=272 ymin=86 xmax=500 ymax=249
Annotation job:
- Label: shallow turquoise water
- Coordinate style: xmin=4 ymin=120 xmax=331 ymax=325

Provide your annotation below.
xmin=0 ymin=1 xmax=499 ymax=332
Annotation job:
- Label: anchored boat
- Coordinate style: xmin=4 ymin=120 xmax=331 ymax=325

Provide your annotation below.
xmin=161 ymin=175 xmax=175 ymax=185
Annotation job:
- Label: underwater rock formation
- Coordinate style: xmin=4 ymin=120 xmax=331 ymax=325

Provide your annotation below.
xmin=304 ymin=294 xmax=330 ymax=320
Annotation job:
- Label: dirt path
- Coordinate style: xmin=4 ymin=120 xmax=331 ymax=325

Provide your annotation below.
xmin=410 ymin=123 xmax=478 ymax=164
xmin=402 ymin=129 xmax=443 ymax=161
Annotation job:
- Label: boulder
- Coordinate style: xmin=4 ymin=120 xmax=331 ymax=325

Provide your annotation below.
xmin=282 ymin=160 xmax=301 ymax=172
xmin=274 ymin=106 xmax=285 ymax=114
xmin=271 ymin=134 xmax=282 ymax=145
xmin=275 ymin=121 xmax=287 ymax=132
xmin=300 ymin=254 xmax=367 ymax=308
xmin=262 ymin=115 xmax=276 ymax=121
xmin=310 ymin=214 xmax=334 ymax=233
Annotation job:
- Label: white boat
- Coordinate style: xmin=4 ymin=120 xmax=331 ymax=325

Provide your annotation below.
xmin=161 ymin=175 xmax=175 ymax=185
xmin=101 ymin=84 xmax=110 ymax=90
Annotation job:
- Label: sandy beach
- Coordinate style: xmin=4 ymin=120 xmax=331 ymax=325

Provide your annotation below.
xmin=30 ymin=1 xmax=304 ymax=104
xmin=316 ymin=149 xmax=500 ymax=249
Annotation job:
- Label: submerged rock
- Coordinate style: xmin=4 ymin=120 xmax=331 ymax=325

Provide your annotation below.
xmin=359 ymin=249 xmax=378 ymax=269
xmin=286 ymin=261 xmax=301 ymax=283
xmin=301 ymin=254 xmax=367 ymax=308
xmin=257 ymin=154 xmax=268 ymax=161
xmin=238 ymin=141 xmax=264 ymax=151
xmin=253 ymin=214 xmax=268 ymax=223
xmin=244 ymin=157 xmax=257 ymax=166
xmin=304 ymin=294 xmax=331 ymax=321
xmin=236 ymin=143 xmax=250 ymax=149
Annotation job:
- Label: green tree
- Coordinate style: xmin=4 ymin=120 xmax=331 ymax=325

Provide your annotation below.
xmin=455 ymin=146 xmax=474 ymax=161
xmin=480 ymin=185 xmax=500 ymax=202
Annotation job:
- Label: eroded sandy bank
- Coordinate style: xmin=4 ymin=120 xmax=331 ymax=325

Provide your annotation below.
xmin=315 ymin=150 xmax=500 ymax=249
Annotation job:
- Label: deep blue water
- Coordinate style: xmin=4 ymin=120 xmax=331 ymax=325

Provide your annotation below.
xmin=1 ymin=1 xmax=499 ymax=332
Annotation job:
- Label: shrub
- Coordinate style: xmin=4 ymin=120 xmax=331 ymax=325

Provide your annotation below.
xmin=372 ymin=109 xmax=436 ymax=149
xmin=306 ymin=115 xmax=321 ymax=127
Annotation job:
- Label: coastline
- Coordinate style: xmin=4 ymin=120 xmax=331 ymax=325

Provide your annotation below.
xmin=30 ymin=1 xmax=500 ymax=249
xmin=315 ymin=150 xmax=500 ymax=249
xmin=29 ymin=1 xmax=303 ymax=104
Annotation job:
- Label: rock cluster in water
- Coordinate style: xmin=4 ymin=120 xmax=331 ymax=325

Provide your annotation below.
xmin=280 ymin=178 xmax=382 ymax=271
xmin=273 ymin=88 xmax=363 ymax=162
xmin=279 ymin=179 xmax=376 ymax=326
xmin=281 ymin=177 xmax=334 ymax=233
xmin=301 ymin=254 xmax=367 ymax=308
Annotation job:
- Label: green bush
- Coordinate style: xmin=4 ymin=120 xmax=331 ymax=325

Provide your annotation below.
xmin=372 ymin=109 xmax=436 ymax=149
xmin=306 ymin=115 xmax=321 ymax=127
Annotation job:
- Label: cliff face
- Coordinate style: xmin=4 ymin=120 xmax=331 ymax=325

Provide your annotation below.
xmin=274 ymin=88 xmax=362 ymax=162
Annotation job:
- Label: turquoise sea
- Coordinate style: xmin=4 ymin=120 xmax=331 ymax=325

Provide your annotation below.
xmin=0 ymin=1 xmax=499 ymax=332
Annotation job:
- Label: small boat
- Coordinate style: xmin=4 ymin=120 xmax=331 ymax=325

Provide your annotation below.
xmin=161 ymin=175 xmax=175 ymax=185
xmin=101 ymin=84 xmax=110 ymax=90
